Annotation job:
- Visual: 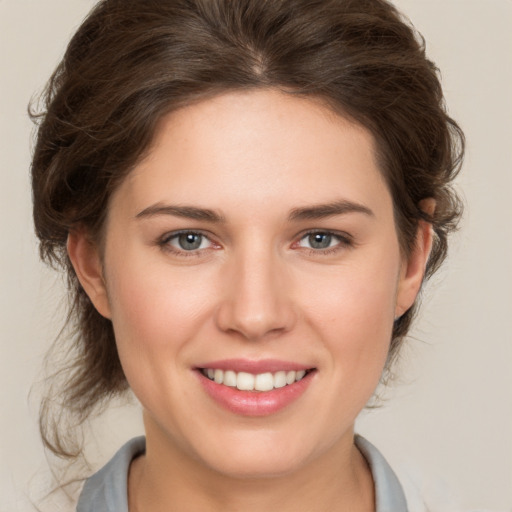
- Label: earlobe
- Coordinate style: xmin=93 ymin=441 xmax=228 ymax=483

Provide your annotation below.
xmin=395 ymin=200 xmax=435 ymax=318
xmin=67 ymin=229 xmax=112 ymax=319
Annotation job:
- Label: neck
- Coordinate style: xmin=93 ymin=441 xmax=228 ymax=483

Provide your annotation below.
xmin=129 ymin=418 xmax=375 ymax=512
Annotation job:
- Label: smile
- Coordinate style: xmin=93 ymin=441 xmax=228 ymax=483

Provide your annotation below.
xmin=200 ymin=368 xmax=309 ymax=391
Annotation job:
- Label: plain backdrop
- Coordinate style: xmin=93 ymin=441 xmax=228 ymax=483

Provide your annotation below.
xmin=1 ymin=0 xmax=511 ymax=510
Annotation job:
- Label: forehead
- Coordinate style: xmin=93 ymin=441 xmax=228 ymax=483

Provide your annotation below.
xmin=112 ymin=89 xmax=391 ymax=219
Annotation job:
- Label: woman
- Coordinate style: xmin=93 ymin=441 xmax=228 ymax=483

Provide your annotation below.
xmin=31 ymin=0 xmax=463 ymax=510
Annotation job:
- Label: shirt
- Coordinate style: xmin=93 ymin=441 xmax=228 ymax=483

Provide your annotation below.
xmin=76 ymin=435 xmax=408 ymax=511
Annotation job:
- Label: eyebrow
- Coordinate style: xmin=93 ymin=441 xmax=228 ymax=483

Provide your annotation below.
xmin=288 ymin=200 xmax=374 ymax=221
xmin=136 ymin=204 xmax=226 ymax=223
xmin=135 ymin=199 xmax=373 ymax=223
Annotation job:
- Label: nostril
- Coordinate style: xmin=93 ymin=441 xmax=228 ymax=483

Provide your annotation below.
xmin=215 ymin=303 xmax=293 ymax=341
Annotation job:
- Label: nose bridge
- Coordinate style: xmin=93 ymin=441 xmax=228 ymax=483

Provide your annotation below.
xmin=216 ymin=239 xmax=295 ymax=340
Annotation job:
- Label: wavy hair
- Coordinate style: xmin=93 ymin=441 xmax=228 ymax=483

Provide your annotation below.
xmin=31 ymin=0 xmax=464 ymax=459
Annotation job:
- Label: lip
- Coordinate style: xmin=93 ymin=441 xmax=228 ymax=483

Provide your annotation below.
xmin=196 ymin=358 xmax=312 ymax=374
xmin=195 ymin=359 xmax=316 ymax=416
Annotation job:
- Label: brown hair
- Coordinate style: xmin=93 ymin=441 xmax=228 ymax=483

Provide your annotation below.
xmin=31 ymin=0 xmax=464 ymax=459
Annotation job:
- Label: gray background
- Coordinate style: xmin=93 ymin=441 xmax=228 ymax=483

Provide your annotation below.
xmin=1 ymin=0 xmax=511 ymax=510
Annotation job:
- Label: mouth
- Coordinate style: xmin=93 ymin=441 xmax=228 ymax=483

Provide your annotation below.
xmin=195 ymin=361 xmax=316 ymax=416
xmin=199 ymin=368 xmax=313 ymax=392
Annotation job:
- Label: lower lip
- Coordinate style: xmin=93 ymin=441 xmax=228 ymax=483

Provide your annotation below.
xmin=197 ymin=371 xmax=315 ymax=416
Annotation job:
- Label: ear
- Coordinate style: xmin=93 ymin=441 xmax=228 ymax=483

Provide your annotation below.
xmin=67 ymin=229 xmax=112 ymax=319
xmin=395 ymin=199 xmax=435 ymax=319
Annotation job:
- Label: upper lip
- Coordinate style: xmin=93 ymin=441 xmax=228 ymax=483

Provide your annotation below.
xmin=196 ymin=358 xmax=314 ymax=374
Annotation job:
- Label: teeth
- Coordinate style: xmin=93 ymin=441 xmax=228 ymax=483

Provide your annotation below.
xmin=201 ymin=368 xmax=310 ymax=391
xmin=237 ymin=372 xmax=255 ymax=390
xmin=255 ymin=372 xmax=274 ymax=391
xmin=274 ymin=371 xmax=287 ymax=388
xmin=224 ymin=370 xmax=237 ymax=387
xmin=295 ymin=370 xmax=306 ymax=381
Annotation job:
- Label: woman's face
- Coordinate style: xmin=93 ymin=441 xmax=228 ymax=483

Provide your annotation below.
xmin=73 ymin=89 xmax=427 ymax=477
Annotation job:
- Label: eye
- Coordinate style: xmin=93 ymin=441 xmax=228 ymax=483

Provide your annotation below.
xmin=301 ymin=232 xmax=336 ymax=250
xmin=295 ymin=230 xmax=353 ymax=254
xmin=161 ymin=231 xmax=214 ymax=253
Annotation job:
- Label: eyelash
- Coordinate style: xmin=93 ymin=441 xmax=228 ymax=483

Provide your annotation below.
xmin=158 ymin=230 xmax=218 ymax=258
xmin=157 ymin=229 xmax=354 ymax=258
xmin=294 ymin=230 xmax=354 ymax=256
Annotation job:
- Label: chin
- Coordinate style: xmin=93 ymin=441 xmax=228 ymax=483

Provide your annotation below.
xmin=185 ymin=425 xmax=338 ymax=480
xmin=201 ymin=449 xmax=309 ymax=480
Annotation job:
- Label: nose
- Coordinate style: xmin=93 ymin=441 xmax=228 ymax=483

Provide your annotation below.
xmin=215 ymin=247 xmax=297 ymax=341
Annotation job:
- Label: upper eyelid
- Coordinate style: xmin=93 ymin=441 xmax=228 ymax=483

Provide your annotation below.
xmin=157 ymin=228 xmax=353 ymax=250
xmin=296 ymin=228 xmax=353 ymax=241
xmin=161 ymin=229 xmax=215 ymax=242
xmin=159 ymin=227 xmax=351 ymax=238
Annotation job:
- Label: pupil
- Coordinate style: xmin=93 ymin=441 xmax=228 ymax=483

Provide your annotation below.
xmin=309 ymin=233 xmax=331 ymax=249
xmin=179 ymin=233 xmax=202 ymax=250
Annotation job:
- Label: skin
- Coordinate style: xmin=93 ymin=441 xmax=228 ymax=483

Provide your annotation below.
xmin=68 ymin=89 xmax=433 ymax=512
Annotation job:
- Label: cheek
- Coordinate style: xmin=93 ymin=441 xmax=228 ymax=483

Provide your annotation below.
xmin=302 ymin=256 xmax=398 ymax=326
xmin=299 ymin=254 xmax=399 ymax=378
xmin=103 ymin=251 xmax=217 ymax=374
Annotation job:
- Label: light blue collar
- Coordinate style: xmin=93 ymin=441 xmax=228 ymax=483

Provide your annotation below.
xmin=77 ymin=435 xmax=408 ymax=511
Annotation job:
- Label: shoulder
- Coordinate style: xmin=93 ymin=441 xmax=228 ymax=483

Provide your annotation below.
xmin=359 ymin=438 xmax=484 ymax=512
xmin=355 ymin=435 xmax=409 ymax=512
xmin=76 ymin=436 xmax=146 ymax=512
